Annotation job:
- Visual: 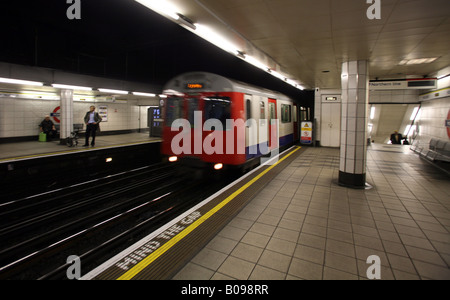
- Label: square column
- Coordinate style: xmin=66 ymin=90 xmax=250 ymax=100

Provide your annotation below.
xmin=59 ymin=89 xmax=74 ymax=145
xmin=339 ymin=60 xmax=369 ymax=189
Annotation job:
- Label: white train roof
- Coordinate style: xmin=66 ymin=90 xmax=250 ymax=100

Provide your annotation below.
xmin=163 ymin=72 xmax=292 ymax=101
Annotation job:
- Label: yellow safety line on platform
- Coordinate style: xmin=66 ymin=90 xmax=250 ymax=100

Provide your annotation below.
xmin=117 ymin=146 xmax=302 ymax=280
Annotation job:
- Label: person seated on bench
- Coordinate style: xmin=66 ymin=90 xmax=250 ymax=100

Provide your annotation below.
xmin=39 ymin=115 xmax=57 ymax=141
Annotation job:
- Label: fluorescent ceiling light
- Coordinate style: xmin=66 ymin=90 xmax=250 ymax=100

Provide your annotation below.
xmin=410 ymin=107 xmax=420 ymax=121
xmin=52 ymin=84 xmax=92 ymax=91
xmin=404 ymin=125 xmax=416 ymax=136
xmin=370 ymin=107 xmax=376 ymax=120
xmin=244 ymin=55 xmax=268 ymax=71
xmin=399 ymin=58 xmax=438 ymax=65
xmin=133 ymin=92 xmax=157 ymax=97
xmin=134 ymin=1 xmax=307 ymax=91
xmin=270 ymin=70 xmax=286 ymax=81
xmin=194 ymin=23 xmax=239 ymax=55
xmin=135 ymin=0 xmax=179 ymax=20
xmin=0 ymin=77 xmax=44 ymax=86
xmin=98 ymin=88 xmax=129 ymax=95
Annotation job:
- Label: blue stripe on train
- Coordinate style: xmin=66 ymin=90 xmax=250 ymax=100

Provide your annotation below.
xmin=246 ymin=134 xmax=294 ymax=160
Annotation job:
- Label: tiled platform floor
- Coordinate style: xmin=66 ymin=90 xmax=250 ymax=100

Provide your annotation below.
xmin=0 ymin=133 xmax=161 ymax=161
xmin=174 ymin=144 xmax=450 ymax=280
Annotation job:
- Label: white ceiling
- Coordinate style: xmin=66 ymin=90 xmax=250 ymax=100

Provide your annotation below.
xmin=157 ymin=0 xmax=450 ymax=89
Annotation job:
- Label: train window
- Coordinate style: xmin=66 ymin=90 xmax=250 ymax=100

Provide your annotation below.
xmin=269 ymin=103 xmax=276 ymax=120
xmin=204 ymin=97 xmax=231 ymax=130
xmin=246 ymin=99 xmax=252 ymax=120
xmin=166 ymin=97 xmax=183 ymax=127
xmin=281 ymin=104 xmax=292 ymax=123
xmin=260 ymin=101 xmax=266 ymax=119
xmin=187 ymin=98 xmax=199 ymax=126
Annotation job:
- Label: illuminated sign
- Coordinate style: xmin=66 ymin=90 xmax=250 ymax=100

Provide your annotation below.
xmin=186 ymin=83 xmax=204 ymax=89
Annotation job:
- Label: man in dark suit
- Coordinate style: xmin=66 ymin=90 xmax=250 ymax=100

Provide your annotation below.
xmin=390 ymin=130 xmax=404 ymax=145
xmin=83 ymin=106 xmax=103 ymax=147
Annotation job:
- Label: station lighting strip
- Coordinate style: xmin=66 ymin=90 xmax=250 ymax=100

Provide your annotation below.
xmin=0 ymin=77 xmax=164 ymax=99
xmin=134 ymin=0 xmax=306 ymax=90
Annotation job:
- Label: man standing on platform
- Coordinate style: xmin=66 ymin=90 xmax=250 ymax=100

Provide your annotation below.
xmin=390 ymin=130 xmax=404 ymax=145
xmin=83 ymin=106 xmax=102 ymax=147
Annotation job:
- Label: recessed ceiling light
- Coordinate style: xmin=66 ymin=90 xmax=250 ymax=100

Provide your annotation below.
xmin=399 ymin=58 xmax=438 ymax=65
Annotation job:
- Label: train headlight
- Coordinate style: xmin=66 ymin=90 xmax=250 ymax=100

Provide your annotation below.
xmin=169 ymin=156 xmax=178 ymax=163
xmin=214 ymin=163 xmax=223 ymax=170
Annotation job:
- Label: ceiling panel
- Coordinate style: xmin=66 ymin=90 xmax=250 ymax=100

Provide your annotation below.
xmin=192 ymin=0 xmax=449 ymax=88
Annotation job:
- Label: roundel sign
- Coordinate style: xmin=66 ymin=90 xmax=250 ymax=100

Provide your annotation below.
xmin=51 ymin=106 xmax=61 ymax=123
xmin=446 ymin=109 xmax=450 ymax=139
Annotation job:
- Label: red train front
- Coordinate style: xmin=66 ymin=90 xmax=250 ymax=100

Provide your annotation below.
xmin=161 ymin=72 xmax=298 ymax=171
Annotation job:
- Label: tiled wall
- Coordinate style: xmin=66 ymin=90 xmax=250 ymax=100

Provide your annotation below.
xmin=0 ymin=97 xmax=148 ymax=138
xmin=416 ymin=97 xmax=450 ymax=146
xmin=369 ymin=89 xmax=420 ymax=104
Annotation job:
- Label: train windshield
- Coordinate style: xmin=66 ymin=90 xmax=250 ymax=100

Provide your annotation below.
xmin=204 ymin=97 xmax=231 ymax=130
xmin=187 ymin=98 xmax=199 ymax=125
xmin=165 ymin=97 xmax=183 ymax=126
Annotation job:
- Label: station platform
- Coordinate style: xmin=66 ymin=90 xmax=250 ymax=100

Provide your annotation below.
xmin=83 ymin=144 xmax=450 ymax=280
xmin=0 ymin=133 xmax=161 ymax=163
xmin=0 ymin=133 xmax=162 ymax=198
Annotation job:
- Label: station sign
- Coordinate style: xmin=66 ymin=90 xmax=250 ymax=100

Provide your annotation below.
xmin=301 ymin=121 xmax=313 ymax=145
xmin=51 ymin=106 xmax=61 ymax=123
xmin=369 ymin=79 xmax=437 ymax=90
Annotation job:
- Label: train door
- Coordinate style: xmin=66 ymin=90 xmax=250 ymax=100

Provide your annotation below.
xmin=293 ymin=105 xmax=299 ymax=141
xmin=268 ymin=98 xmax=278 ymax=150
xmin=245 ymin=95 xmax=256 ymax=157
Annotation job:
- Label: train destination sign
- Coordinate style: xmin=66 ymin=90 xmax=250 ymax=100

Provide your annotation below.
xmin=186 ymin=83 xmax=204 ymax=89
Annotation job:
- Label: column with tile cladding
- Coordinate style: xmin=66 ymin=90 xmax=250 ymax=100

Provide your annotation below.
xmin=339 ymin=60 xmax=369 ymax=188
xmin=59 ymin=89 xmax=74 ymax=145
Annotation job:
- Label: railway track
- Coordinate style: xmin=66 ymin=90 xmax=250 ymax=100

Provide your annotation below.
xmin=0 ymin=163 xmax=240 ymax=280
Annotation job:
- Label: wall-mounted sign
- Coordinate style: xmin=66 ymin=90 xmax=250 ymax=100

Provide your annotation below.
xmin=419 ymin=87 xmax=450 ymax=101
xmin=301 ymin=122 xmax=313 ymax=145
xmin=325 ymin=97 xmax=338 ymax=101
xmin=98 ymin=105 xmax=108 ymax=122
xmin=51 ymin=106 xmax=61 ymax=123
xmin=370 ymin=79 xmax=437 ymax=90
xmin=447 ymin=110 xmax=450 ymax=139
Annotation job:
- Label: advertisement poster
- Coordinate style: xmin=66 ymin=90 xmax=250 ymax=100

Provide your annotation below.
xmin=98 ymin=105 xmax=108 ymax=122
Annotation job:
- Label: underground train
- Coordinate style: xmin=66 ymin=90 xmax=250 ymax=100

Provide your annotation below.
xmin=161 ymin=72 xmax=300 ymax=171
